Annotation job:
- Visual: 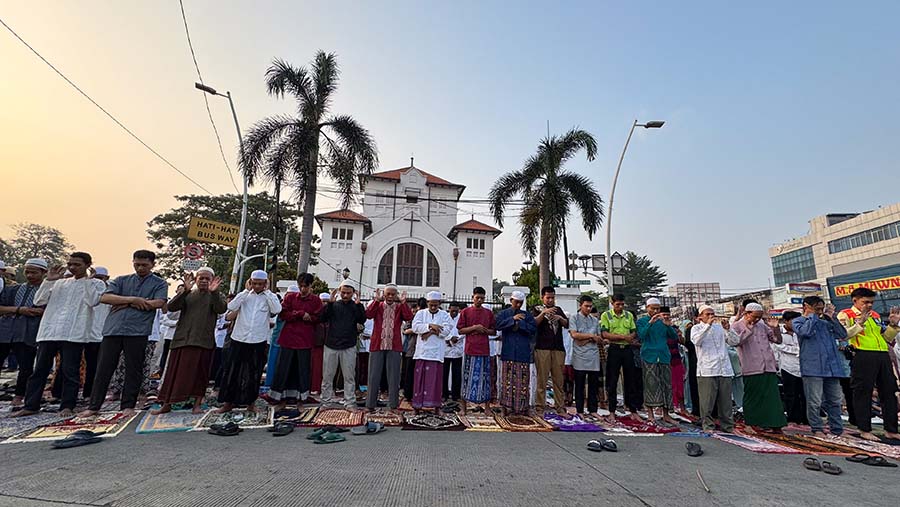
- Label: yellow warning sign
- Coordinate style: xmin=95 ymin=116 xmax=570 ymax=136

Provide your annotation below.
xmin=187 ymin=216 xmax=239 ymax=248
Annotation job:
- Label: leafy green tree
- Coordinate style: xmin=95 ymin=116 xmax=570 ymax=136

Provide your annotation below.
xmin=512 ymin=263 xmax=550 ymax=307
xmin=617 ymin=251 xmax=668 ymax=315
xmin=490 ymin=128 xmax=605 ymax=288
xmin=2 ymin=223 xmax=75 ymax=280
xmin=240 ymin=52 xmax=378 ymax=273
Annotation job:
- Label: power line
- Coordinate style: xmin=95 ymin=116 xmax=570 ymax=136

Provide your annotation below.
xmin=178 ymin=0 xmax=239 ymax=193
xmin=0 ymin=16 xmax=213 ymax=195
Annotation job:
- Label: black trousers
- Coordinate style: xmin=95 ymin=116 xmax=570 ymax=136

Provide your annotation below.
xmin=850 ymin=350 xmax=898 ymax=433
xmin=781 ymin=370 xmax=808 ymax=424
xmin=270 ymin=347 xmax=311 ymax=400
xmin=442 ymin=356 xmax=462 ymax=400
xmin=24 ymin=341 xmax=83 ymax=411
xmin=158 ymin=340 xmax=171 ymax=373
xmin=0 ymin=342 xmax=36 ymax=397
xmin=606 ymin=345 xmax=642 ymax=413
xmin=840 ymin=376 xmax=856 ymax=426
xmin=49 ymin=342 xmax=102 ymax=400
xmin=89 ymin=336 xmax=149 ymax=411
xmin=574 ymin=369 xmax=600 ymax=414
xmin=402 ymin=356 xmax=415 ymax=400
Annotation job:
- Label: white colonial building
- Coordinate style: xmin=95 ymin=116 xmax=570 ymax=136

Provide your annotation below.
xmin=309 ymin=161 xmax=501 ymax=301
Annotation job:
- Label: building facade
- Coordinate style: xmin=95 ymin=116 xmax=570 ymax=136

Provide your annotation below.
xmin=769 ymin=203 xmax=900 ymax=305
xmin=309 ymin=163 xmax=500 ymax=301
xmin=667 ymin=282 xmax=722 ymax=307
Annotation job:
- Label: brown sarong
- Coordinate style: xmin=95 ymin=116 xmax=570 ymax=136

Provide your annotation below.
xmin=158 ymin=346 xmax=214 ymax=404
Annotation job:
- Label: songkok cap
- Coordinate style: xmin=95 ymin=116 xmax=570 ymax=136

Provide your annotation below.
xmin=250 ymin=270 xmax=268 ymax=280
xmin=646 ymin=297 xmax=661 ymax=306
xmin=745 ymin=303 xmax=764 ymax=312
xmin=196 ymin=267 xmax=215 ymax=276
xmin=426 ymin=290 xmax=442 ymax=301
xmin=24 ymin=258 xmax=49 ymax=271
xmin=319 ymin=292 xmax=331 ymax=301
xmin=697 ymin=304 xmax=714 ymax=314
xmin=92 ymin=266 xmax=108 ymax=276
xmin=287 ymin=285 xmax=299 ymax=293
xmin=511 ymin=290 xmax=526 ymax=301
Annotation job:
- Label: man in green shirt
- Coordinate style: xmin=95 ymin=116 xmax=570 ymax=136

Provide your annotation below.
xmin=636 ymin=299 xmax=678 ymax=426
xmin=600 ymin=294 xmax=639 ymax=424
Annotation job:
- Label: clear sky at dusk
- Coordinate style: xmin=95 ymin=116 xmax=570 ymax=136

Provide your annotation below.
xmin=2 ymin=1 xmax=898 ymax=296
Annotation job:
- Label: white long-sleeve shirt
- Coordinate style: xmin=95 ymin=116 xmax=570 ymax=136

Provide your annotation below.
xmin=34 ymin=277 xmax=106 ymax=343
xmin=445 ymin=314 xmax=465 ymax=359
xmin=775 ymin=331 xmax=801 ymax=377
xmin=690 ymin=322 xmax=736 ymax=377
xmin=227 ymin=289 xmax=282 ymax=344
xmin=90 ymin=303 xmax=110 ymax=343
xmin=159 ymin=310 xmax=180 ymax=341
xmin=411 ymin=308 xmax=452 ymax=362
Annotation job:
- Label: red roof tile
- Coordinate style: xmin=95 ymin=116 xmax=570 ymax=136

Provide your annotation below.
xmin=449 ymin=219 xmax=502 ymax=239
xmin=315 ymin=209 xmax=370 ymax=223
xmin=367 ymin=166 xmax=463 ymax=188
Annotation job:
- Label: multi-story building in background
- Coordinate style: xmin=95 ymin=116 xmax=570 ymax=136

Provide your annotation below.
xmin=667 ymin=282 xmax=722 ymax=307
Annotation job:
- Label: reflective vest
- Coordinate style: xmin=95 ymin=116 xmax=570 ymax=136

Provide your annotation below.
xmin=838 ymin=308 xmax=888 ymax=352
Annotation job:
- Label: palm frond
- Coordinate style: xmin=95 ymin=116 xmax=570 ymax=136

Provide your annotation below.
xmin=558 ymin=128 xmax=598 ymax=163
xmin=559 ymin=172 xmax=605 ymax=238
xmin=265 ymin=59 xmax=314 ymax=109
xmin=311 ymin=51 xmax=339 ymax=118
xmin=239 ymin=116 xmax=297 ymax=185
xmin=488 ymin=170 xmax=531 ymax=227
xmin=322 ymin=115 xmax=379 ymax=174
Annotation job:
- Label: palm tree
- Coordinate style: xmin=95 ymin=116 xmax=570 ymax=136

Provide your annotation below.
xmin=489 ymin=128 xmax=605 ymax=289
xmin=240 ymin=51 xmax=378 ymax=273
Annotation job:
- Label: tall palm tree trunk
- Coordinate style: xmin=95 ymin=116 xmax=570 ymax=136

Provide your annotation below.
xmin=296 ymin=145 xmax=318 ymax=273
xmin=539 ymin=222 xmax=551 ymax=289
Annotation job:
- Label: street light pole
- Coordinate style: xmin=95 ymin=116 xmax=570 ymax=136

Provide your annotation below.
xmin=195 ymin=83 xmax=249 ymax=294
xmin=606 ymin=119 xmax=665 ymax=296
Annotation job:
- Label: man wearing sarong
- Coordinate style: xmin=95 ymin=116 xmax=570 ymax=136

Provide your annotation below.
xmin=410 ymin=291 xmax=452 ymax=414
xmin=636 ymin=299 xmax=679 ymax=426
xmin=726 ymin=302 xmax=786 ymax=432
xmin=365 ymin=284 xmax=413 ymax=412
xmin=153 ymin=268 xmax=225 ymax=415
xmin=217 ymin=270 xmax=282 ymax=413
xmin=496 ymin=290 xmax=537 ymax=416
xmin=270 ymin=273 xmax=322 ymax=411
xmin=456 ymin=287 xmax=496 ymax=415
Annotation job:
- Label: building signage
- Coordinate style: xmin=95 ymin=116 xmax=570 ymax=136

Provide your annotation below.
xmin=790 ymin=297 xmax=804 ymax=304
xmin=834 ymin=275 xmax=900 ymax=297
xmin=787 ymin=282 xmax=822 ymax=294
xmin=187 ymin=216 xmax=240 ymax=248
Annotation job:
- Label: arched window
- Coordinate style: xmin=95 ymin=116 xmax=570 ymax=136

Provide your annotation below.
xmin=396 ymin=243 xmax=423 ymax=286
xmin=378 ymin=248 xmax=393 ymax=284
xmin=426 ymin=250 xmax=440 ymax=287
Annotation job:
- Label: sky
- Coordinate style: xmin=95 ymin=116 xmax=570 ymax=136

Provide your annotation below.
xmin=1 ymin=1 xmax=898 ymax=298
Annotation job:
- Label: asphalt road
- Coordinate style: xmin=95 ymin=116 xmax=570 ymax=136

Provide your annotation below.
xmin=1 ymin=420 xmax=897 ymax=507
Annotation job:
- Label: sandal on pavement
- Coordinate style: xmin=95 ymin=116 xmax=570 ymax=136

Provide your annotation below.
xmin=601 ymin=439 xmax=618 ymax=452
xmin=846 ymin=453 xmax=871 ymax=463
xmin=821 ymin=461 xmax=842 ymax=475
xmin=313 ymin=432 xmax=346 ymax=444
xmin=862 ymin=456 xmax=898 ymax=468
xmin=52 ymin=430 xmax=102 ymax=449
xmin=587 ymin=440 xmax=603 ymax=452
xmin=685 ymin=442 xmax=704 ymax=457
xmin=803 ymin=457 xmax=822 ymax=471
xmin=272 ymin=422 xmax=294 ymax=436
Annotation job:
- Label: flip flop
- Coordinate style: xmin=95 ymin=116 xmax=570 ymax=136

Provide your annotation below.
xmin=208 ymin=422 xmax=241 ymax=436
xmin=685 ymin=442 xmax=704 ymax=457
xmin=313 ymin=432 xmax=346 ymax=444
xmin=272 ymin=422 xmax=294 ymax=436
xmin=803 ymin=457 xmax=822 ymax=471
xmin=846 ymin=453 xmax=872 ymax=463
xmin=862 ymin=456 xmax=898 ymax=468
xmin=878 ymin=436 xmax=900 ymax=446
xmin=351 ymin=422 xmax=380 ymax=435
xmin=601 ymin=439 xmax=618 ymax=452
xmin=587 ymin=440 xmax=604 ymax=452
xmin=51 ymin=430 xmax=102 ymax=449
xmin=821 ymin=461 xmax=842 ymax=475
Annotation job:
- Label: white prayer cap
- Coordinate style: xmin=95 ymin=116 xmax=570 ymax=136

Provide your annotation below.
xmin=385 ymin=283 xmax=398 ymax=290
xmin=93 ymin=266 xmax=108 ymax=276
xmin=511 ymin=290 xmax=526 ymax=302
xmin=426 ymin=290 xmax=442 ymax=301
xmin=196 ymin=266 xmax=215 ymax=276
xmin=646 ymin=297 xmax=661 ymax=306
xmin=319 ymin=292 xmax=331 ymax=301
xmin=745 ymin=303 xmax=764 ymax=312
xmin=697 ymin=304 xmax=714 ymax=314
xmin=24 ymin=258 xmax=49 ymax=271
xmin=287 ymin=285 xmax=299 ymax=293
xmin=250 ymin=270 xmax=268 ymax=280
xmin=340 ymin=281 xmax=356 ymax=290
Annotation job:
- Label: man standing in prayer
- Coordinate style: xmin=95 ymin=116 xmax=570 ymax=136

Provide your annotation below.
xmin=365 ymin=284 xmax=413 ymax=412
xmin=727 ymin=302 xmax=786 ymax=432
xmin=837 ymin=288 xmax=900 ymax=442
xmin=83 ymin=266 xmax=110 ymax=400
xmin=443 ymin=301 xmax=465 ymax=402
xmin=690 ymin=305 xmax=736 ymax=433
xmin=154 ymin=284 xmax=184 ymax=378
xmin=456 ymin=287 xmax=496 ymax=415
xmin=495 ymin=290 xmax=537 ymax=416
xmin=310 ymin=292 xmax=331 ymax=397
xmin=532 ymin=286 xmax=569 ymax=416
xmin=217 ymin=270 xmax=282 ymax=413
xmin=776 ymin=310 xmax=806 ymax=425
xmin=792 ymin=295 xmax=848 ymax=437
xmin=80 ymin=250 xmax=167 ymax=418
xmin=152 ymin=268 xmax=225 ymax=415
xmin=636 ymin=299 xmax=679 ymax=426
xmin=0 ymin=258 xmax=47 ymax=408
xmin=410 ymin=291 xmax=452 ymax=414
xmin=569 ymin=295 xmax=603 ymax=419
xmin=600 ymin=293 xmax=640 ymax=424
xmin=18 ymin=254 xmax=104 ymax=417
xmin=270 ymin=273 xmax=322 ymax=410
xmin=319 ymin=282 xmax=366 ymax=410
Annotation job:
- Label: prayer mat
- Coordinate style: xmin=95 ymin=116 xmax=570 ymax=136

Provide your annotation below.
xmin=614 ymin=417 xmax=680 ymax=434
xmin=0 ymin=412 xmax=66 ymax=438
xmin=749 ymin=432 xmax=861 ymax=456
xmin=3 ymin=412 xmax=139 ymax=443
xmin=459 ymin=414 xmax=504 ymax=432
xmin=398 ymin=400 xmax=414 ymax=412
xmin=712 ymin=433 xmax=802 ymax=454
xmin=496 ymin=415 xmax=554 ymax=432
xmin=193 ymin=404 xmax=273 ymax=431
xmin=402 ymin=413 xmax=465 ymax=431
xmin=136 ymin=410 xmax=205 ymax=434
xmin=274 ymin=407 xmax=319 ymax=427
xmin=810 ymin=434 xmax=900 ymax=460
xmin=365 ymin=411 xmax=404 ymax=427
xmin=543 ymin=413 xmax=605 ymax=432
xmin=312 ymin=409 xmax=365 ymax=427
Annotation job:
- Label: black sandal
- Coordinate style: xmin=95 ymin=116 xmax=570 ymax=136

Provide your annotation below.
xmin=803 ymin=457 xmax=822 ymax=471
xmin=685 ymin=442 xmax=704 ymax=457
xmin=846 ymin=453 xmax=871 ymax=463
xmin=821 ymin=461 xmax=842 ymax=475
xmin=862 ymin=456 xmax=898 ymax=468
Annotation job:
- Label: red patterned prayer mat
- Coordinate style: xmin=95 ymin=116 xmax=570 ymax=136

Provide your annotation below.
xmin=312 ymin=408 xmax=365 ymax=427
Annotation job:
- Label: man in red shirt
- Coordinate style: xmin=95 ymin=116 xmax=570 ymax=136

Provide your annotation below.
xmin=268 ymin=273 xmax=322 ymax=411
xmin=457 ymin=286 xmax=496 ymax=415
xmin=365 ymin=284 xmax=413 ymax=413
